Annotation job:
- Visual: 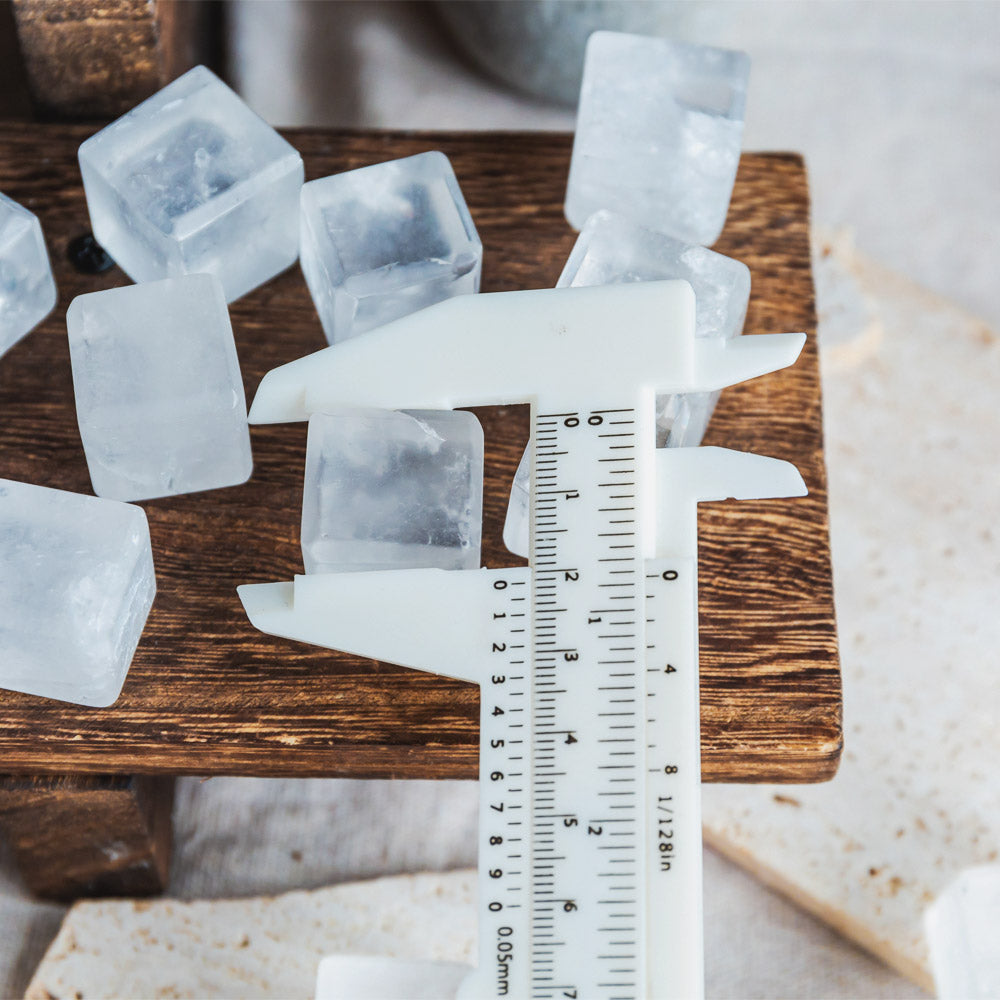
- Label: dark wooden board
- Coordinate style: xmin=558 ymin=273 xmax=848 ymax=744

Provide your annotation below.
xmin=0 ymin=1 xmax=33 ymax=120
xmin=0 ymin=126 xmax=841 ymax=782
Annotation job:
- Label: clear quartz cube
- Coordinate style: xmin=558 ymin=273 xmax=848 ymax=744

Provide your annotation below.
xmin=561 ymin=209 xmax=750 ymax=447
xmin=0 ymin=478 xmax=155 ymax=707
xmin=0 ymin=192 xmax=57 ymax=357
xmin=300 ymin=151 xmax=482 ymax=344
xmin=502 ymin=210 xmax=750 ymax=558
xmin=565 ymin=32 xmax=750 ymax=246
xmin=66 ymin=274 xmax=253 ymax=502
xmin=78 ymin=65 xmax=304 ymax=302
xmin=926 ymin=865 xmax=1000 ymax=1000
xmin=301 ymin=408 xmax=483 ymax=574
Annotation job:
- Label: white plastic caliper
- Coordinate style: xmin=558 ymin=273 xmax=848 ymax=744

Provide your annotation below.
xmin=240 ymin=282 xmax=807 ymax=1000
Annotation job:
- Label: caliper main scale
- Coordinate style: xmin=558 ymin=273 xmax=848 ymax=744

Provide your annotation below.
xmin=239 ymin=282 xmax=807 ymax=1000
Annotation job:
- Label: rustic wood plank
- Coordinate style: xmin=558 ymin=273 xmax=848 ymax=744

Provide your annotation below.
xmin=0 ymin=774 xmax=173 ymax=899
xmin=0 ymin=1 xmax=33 ymax=119
xmin=10 ymin=0 xmax=211 ymax=119
xmin=0 ymin=125 xmax=840 ymax=782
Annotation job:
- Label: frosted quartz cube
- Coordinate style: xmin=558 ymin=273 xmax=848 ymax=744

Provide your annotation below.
xmin=302 ymin=408 xmax=483 ymax=573
xmin=561 ymin=209 xmax=750 ymax=447
xmin=300 ymin=151 xmax=482 ymax=344
xmin=559 ymin=210 xmax=750 ymax=340
xmin=926 ymin=865 xmax=1000 ymax=1000
xmin=67 ymin=274 xmax=252 ymax=502
xmin=565 ymin=32 xmax=750 ymax=245
xmin=0 ymin=478 xmax=155 ymax=706
xmin=78 ymin=65 xmax=303 ymax=302
xmin=0 ymin=192 xmax=57 ymax=357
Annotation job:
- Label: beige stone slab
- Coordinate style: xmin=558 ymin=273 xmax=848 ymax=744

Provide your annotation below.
xmin=702 ymin=233 xmax=1000 ymax=992
xmin=24 ymin=870 xmax=476 ymax=1000
xmin=23 ymin=848 xmax=928 ymax=1000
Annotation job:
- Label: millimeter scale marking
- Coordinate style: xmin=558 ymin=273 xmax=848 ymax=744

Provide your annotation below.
xmin=239 ymin=282 xmax=807 ymax=1000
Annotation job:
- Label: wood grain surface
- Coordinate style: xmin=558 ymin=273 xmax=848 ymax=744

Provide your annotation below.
xmin=11 ymin=0 xmax=209 ymax=119
xmin=0 ymin=125 xmax=841 ymax=782
xmin=0 ymin=774 xmax=173 ymax=899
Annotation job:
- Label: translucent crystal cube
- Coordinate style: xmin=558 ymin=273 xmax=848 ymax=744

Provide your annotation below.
xmin=502 ymin=211 xmax=751 ymax=557
xmin=302 ymin=408 xmax=483 ymax=573
xmin=300 ymin=151 xmax=482 ymax=344
xmin=78 ymin=65 xmax=304 ymax=302
xmin=502 ymin=445 xmax=531 ymax=559
xmin=0 ymin=192 xmax=57 ymax=357
xmin=926 ymin=865 xmax=1000 ymax=1000
xmin=565 ymin=32 xmax=750 ymax=245
xmin=0 ymin=478 xmax=155 ymax=706
xmin=561 ymin=209 xmax=750 ymax=447
xmin=67 ymin=274 xmax=253 ymax=502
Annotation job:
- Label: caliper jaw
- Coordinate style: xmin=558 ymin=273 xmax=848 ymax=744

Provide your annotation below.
xmin=641 ymin=447 xmax=807 ymax=1000
xmin=239 ymin=568 xmax=528 ymax=684
xmin=246 ymin=282 xmax=804 ymax=423
xmin=654 ymin=446 xmax=807 ymax=559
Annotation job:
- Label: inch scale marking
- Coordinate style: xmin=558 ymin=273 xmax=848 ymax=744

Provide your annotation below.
xmin=530 ymin=404 xmax=647 ymax=1000
xmin=238 ymin=283 xmax=808 ymax=1000
xmin=644 ymin=556 xmax=700 ymax=999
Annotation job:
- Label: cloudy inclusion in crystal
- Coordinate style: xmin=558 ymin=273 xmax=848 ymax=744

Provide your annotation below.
xmin=300 ymin=151 xmax=482 ymax=344
xmin=302 ymin=408 xmax=483 ymax=574
xmin=0 ymin=479 xmax=155 ymax=707
xmin=120 ymin=119 xmax=253 ymax=236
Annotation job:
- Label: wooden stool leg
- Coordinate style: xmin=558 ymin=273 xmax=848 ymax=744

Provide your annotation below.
xmin=0 ymin=775 xmax=174 ymax=900
xmin=11 ymin=0 xmax=215 ymax=120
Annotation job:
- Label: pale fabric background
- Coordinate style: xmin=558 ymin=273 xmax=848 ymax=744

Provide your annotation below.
xmin=3 ymin=2 xmax=998 ymax=996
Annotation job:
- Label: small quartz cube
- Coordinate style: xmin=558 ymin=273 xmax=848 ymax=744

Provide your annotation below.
xmin=565 ymin=32 xmax=750 ymax=245
xmin=561 ymin=209 xmax=750 ymax=447
xmin=0 ymin=478 xmax=155 ymax=706
xmin=78 ymin=65 xmax=304 ymax=302
xmin=300 ymin=151 xmax=482 ymax=344
xmin=302 ymin=408 xmax=483 ymax=573
xmin=67 ymin=274 xmax=252 ymax=502
xmin=559 ymin=210 xmax=750 ymax=340
xmin=926 ymin=865 xmax=1000 ymax=1000
xmin=0 ymin=192 xmax=57 ymax=357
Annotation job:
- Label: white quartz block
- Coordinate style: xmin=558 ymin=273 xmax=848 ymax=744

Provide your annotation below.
xmin=0 ymin=478 xmax=155 ymax=706
xmin=561 ymin=209 xmax=750 ymax=447
xmin=565 ymin=31 xmax=750 ymax=245
xmin=78 ymin=65 xmax=304 ymax=302
xmin=300 ymin=151 xmax=482 ymax=344
xmin=0 ymin=191 xmax=57 ymax=357
xmin=67 ymin=274 xmax=253 ymax=502
xmin=301 ymin=408 xmax=483 ymax=573
xmin=926 ymin=865 xmax=1000 ymax=1000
